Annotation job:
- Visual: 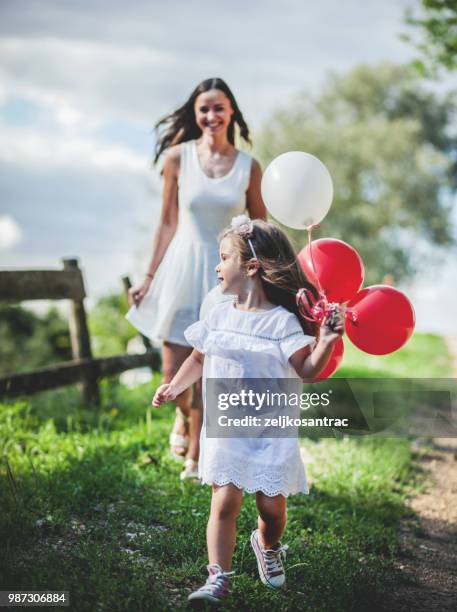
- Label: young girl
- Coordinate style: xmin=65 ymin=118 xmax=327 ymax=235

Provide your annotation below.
xmin=152 ymin=215 xmax=344 ymax=604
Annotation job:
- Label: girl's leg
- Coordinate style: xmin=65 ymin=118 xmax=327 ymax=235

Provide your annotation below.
xmin=207 ymin=484 xmax=243 ymax=571
xmin=255 ymin=492 xmax=287 ymax=549
xmin=162 ymin=342 xmax=193 ymax=456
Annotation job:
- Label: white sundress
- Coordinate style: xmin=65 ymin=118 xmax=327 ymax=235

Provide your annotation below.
xmin=125 ymin=140 xmax=253 ymax=346
xmin=184 ymin=298 xmax=317 ymax=497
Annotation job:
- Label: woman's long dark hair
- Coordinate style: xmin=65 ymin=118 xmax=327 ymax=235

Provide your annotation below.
xmin=153 ymin=78 xmax=251 ymax=165
xmin=219 ymin=220 xmax=320 ymax=338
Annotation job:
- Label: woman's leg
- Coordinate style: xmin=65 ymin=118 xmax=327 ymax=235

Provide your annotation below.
xmin=255 ymin=492 xmax=287 ymax=549
xmin=207 ymin=484 xmax=243 ymax=571
xmin=162 ymin=341 xmax=193 ymax=455
xmin=187 ymin=378 xmax=203 ymax=462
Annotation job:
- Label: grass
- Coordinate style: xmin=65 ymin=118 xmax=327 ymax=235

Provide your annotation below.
xmin=0 ymin=332 xmax=453 ymax=611
xmin=337 ymin=332 xmax=453 ymax=378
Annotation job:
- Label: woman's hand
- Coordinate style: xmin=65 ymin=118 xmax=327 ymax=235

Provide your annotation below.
xmin=128 ymin=276 xmax=153 ymax=307
xmin=152 ymin=383 xmax=178 ymax=407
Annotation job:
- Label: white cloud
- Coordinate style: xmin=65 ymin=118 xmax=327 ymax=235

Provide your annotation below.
xmin=0 ymin=214 xmax=23 ymax=249
xmin=0 ymin=1 xmax=419 ymax=131
xmin=0 ymin=121 xmax=147 ymax=173
xmin=0 ymin=159 xmax=160 ymax=296
xmin=0 ymin=36 xmax=180 ymax=128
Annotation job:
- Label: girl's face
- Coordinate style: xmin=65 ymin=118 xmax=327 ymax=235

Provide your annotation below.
xmin=194 ymin=89 xmax=234 ymax=137
xmin=215 ymin=237 xmax=245 ymax=294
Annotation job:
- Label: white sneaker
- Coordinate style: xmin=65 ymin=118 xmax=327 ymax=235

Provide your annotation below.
xmin=250 ymin=529 xmax=288 ymax=588
xmin=188 ymin=563 xmax=234 ymax=604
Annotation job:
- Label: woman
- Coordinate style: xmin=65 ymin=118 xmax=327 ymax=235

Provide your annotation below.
xmin=126 ymin=77 xmax=266 ymax=479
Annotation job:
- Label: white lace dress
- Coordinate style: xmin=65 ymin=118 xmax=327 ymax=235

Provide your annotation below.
xmin=184 ymin=298 xmax=316 ymax=497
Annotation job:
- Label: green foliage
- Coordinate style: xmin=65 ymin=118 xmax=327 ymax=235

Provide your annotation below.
xmin=1 ymin=331 xmax=448 ymax=609
xmin=0 ymin=305 xmax=71 ymax=376
xmin=254 ymin=63 xmax=456 ymax=284
xmin=0 ymin=333 xmax=449 ymax=608
xmin=403 ymin=0 xmax=457 ymax=76
xmin=0 ymin=291 xmax=138 ymax=380
xmin=337 ymin=332 xmax=453 ymax=378
xmin=0 ymin=379 xmax=414 ymax=611
xmin=88 ymin=293 xmax=136 ymax=357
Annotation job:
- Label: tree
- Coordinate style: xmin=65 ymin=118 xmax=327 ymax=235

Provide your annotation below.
xmin=403 ymin=0 xmax=457 ymax=76
xmin=88 ymin=293 xmax=136 ymax=357
xmin=0 ymin=305 xmax=72 ymax=376
xmin=254 ymin=63 xmax=456 ymax=285
xmin=0 ymin=293 xmax=139 ymax=377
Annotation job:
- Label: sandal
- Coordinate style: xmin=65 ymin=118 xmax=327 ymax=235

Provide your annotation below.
xmin=180 ymin=458 xmax=199 ymax=481
xmin=169 ymin=407 xmax=189 ymax=461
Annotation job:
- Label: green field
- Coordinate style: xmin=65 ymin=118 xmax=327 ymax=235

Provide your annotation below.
xmin=0 ymin=333 xmax=452 ymax=611
xmin=338 ymin=332 xmax=452 ymax=378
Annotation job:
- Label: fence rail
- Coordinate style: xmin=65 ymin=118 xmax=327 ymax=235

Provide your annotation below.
xmin=0 ymin=352 xmax=160 ymax=398
xmin=0 ymin=268 xmax=86 ymax=301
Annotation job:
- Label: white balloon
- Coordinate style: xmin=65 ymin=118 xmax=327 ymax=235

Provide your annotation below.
xmin=261 ymin=151 xmax=333 ymax=229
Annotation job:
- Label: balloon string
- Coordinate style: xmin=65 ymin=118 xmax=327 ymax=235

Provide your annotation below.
xmin=306 ymin=225 xmax=325 ymax=297
xmin=345 ymin=307 xmax=357 ymax=325
xmin=298 ymin=226 xmax=348 ymax=329
xmin=296 ymin=288 xmax=343 ymax=327
xmin=297 ymin=226 xmax=326 ymax=325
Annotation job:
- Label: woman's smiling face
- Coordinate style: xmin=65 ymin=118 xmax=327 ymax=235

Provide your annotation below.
xmin=194 ymin=89 xmax=234 ymax=136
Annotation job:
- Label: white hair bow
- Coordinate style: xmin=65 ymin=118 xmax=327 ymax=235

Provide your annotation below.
xmin=230 ymin=215 xmax=257 ymax=259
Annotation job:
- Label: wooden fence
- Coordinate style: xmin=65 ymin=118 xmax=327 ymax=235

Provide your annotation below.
xmin=0 ymin=258 xmax=160 ymax=403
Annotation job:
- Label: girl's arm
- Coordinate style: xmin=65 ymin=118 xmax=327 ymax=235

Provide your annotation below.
xmin=246 ymin=159 xmax=267 ymax=220
xmin=289 ymin=318 xmax=344 ymax=380
xmin=152 ymin=349 xmax=204 ymax=406
xmin=128 ymin=146 xmax=180 ymax=306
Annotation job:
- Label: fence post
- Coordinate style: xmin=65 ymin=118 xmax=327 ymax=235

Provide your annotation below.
xmin=63 ymin=258 xmax=100 ymax=404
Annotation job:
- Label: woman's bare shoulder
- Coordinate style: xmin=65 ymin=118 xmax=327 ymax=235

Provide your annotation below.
xmin=167 ymin=143 xmax=182 ymax=161
xmin=162 ymin=144 xmax=182 ymax=175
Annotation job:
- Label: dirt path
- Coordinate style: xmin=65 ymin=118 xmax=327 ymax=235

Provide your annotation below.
xmin=381 ymin=337 xmax=457 ymax=611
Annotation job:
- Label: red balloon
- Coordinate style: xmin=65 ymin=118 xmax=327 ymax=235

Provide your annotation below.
xmin=345 ymin=285 xmax=415 ymax=355
xmin=298 ymin=238 xmax=364 ymax=303
xmin=316 ymin=337 xmax=344 ymax=379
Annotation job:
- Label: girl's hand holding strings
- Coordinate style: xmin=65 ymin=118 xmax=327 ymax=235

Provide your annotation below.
xmin=319 ymin=307 xmax=345 ymax=345
xmin=152 ymin=383 xmax=178 ymax=407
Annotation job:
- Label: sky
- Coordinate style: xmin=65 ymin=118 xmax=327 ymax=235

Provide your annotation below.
xmin=1 ymin=0 xmax=456 ymax=334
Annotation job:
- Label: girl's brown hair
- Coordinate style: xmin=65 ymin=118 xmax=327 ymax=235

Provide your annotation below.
xmin=153 ymin=78 xmax=251 ymax=165
xmin=219 ymin=220 xmax=319 ymax=337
